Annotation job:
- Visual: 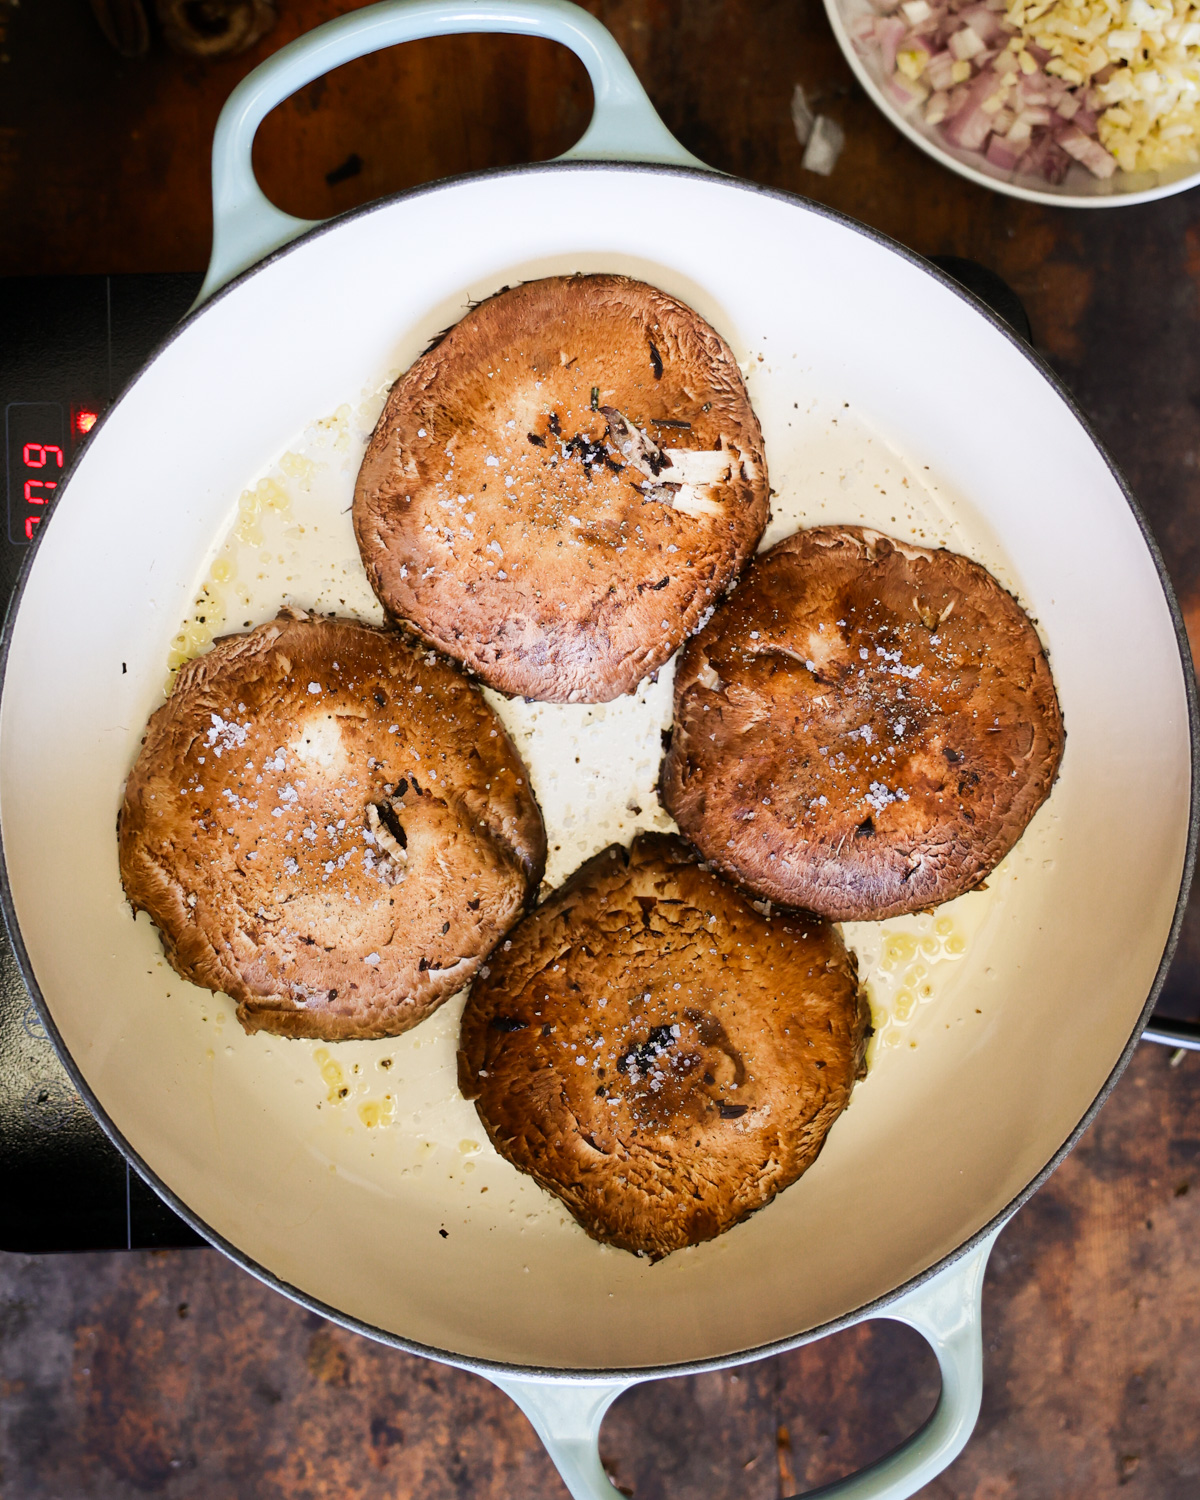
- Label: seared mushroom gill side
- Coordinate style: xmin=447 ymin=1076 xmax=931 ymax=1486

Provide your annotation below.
xmin=353 ymin=274 xmax=770 ymax=704
xmin=661 ymin=526 xmax=1065 ymax=922
xmin=118 ymin=612 xmax=545 ymax=1040
xmin=458 ymin=832 xmax=869 ymax=1260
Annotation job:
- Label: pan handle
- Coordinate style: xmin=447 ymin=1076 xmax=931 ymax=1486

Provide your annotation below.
xmin=197 ymin=0 xmax=708 ymax=305
xmin=488 ymin=1224 xmax=1003 ymax=1500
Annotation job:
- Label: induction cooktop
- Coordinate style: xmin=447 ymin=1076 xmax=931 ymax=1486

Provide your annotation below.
xmin=1 ymin=265 xmax=1193 ymax=1255
xmin=1 ymin=273 xmax=205 ymax=1250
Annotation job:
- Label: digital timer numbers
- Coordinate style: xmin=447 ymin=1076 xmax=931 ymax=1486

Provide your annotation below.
xmin=5 ymin=403 xmax=67 ymax=546
xmin=21 ymin=443 xmax=63 ymax=538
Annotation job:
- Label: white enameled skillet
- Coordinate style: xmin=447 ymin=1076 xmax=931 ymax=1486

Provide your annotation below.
xmin=0 ymin=4 xmax=1195 ymax=1497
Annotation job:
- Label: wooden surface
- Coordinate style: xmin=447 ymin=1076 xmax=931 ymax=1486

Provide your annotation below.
xmin=2 ymin=0 xmax=1200 ymax=1495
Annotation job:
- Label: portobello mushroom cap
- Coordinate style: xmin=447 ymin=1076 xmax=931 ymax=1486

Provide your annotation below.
xmin=458 ymin=832 xmax=869 ymax=1260
xmin=118 ymin=612 xmax=545 ymax=1040
xmin=353 ymin=274 xmax=770 ymax=703
xmin=661 ymin=527 xmax=1065 ymax=922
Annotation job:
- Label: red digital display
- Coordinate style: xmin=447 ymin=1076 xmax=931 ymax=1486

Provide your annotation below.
xmin=6 ymin=403 xmax=66 ymax=545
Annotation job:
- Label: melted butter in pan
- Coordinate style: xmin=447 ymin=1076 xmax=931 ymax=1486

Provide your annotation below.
xmin=162 ymin=384 xmax=1027 ymax=1202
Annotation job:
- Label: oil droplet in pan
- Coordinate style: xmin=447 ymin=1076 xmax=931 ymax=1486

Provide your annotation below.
xmin=313 ymin=1047 xmax=348 ymax=1104
xmin=358 ymin=1096 xmax=395 ymax=1129
xmin=844 ymin=910 xmax=972 ymax=1063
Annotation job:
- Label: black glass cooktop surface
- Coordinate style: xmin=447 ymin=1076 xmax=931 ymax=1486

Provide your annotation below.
xmin=1 ymin=273 xmax=205 ymax=1250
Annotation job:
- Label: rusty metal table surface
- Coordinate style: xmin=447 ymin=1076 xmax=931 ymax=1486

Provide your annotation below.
xmin=1 ymin=1 xmax=1199 ymax=1496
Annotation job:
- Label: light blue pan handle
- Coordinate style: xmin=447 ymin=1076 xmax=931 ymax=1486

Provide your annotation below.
xmin=197 ymin=0 xmax=708 ymax=305
xmin=492 ymin=1224 xmax=1003 ymax=1500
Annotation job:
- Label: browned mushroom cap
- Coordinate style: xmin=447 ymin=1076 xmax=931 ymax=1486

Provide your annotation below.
xmin=118 ymin=612 xmax=545 ymax=1040
xmin=458 ymin=832 xmax=868 ymax=1260
xmin=353 ymin=275 xmax=770 ymax=703
xmin=661 ymin=527 xmax=1065 ymax=922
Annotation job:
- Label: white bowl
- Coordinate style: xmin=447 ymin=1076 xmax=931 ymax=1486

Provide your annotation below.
xmin=824 ymin=0 xmax=1200 ymax=207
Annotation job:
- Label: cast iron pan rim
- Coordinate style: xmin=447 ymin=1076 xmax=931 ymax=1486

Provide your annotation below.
xmin=0 ymin=158 xmax=1196 ymax=1385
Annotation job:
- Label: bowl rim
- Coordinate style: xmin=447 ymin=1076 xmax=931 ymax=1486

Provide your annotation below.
xmin=821 ymin=0 xmax=1200 ymax=208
